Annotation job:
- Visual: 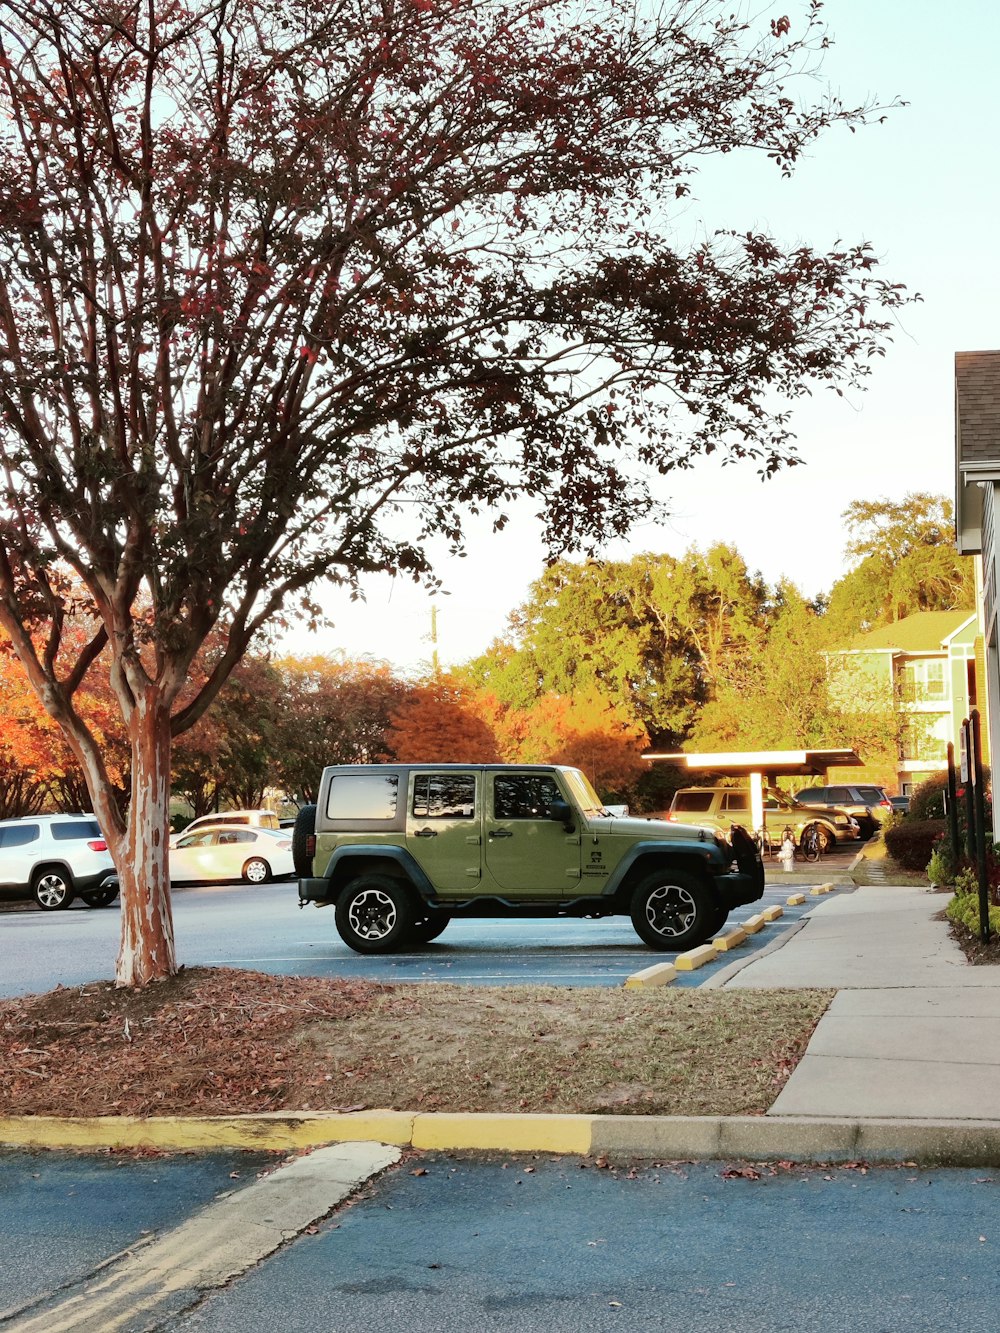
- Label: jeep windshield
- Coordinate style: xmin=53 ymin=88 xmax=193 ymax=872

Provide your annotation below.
xmin=562 ymin=768 xmax=608 ymax=818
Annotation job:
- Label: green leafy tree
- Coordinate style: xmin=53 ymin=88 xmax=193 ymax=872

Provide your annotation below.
xmin=826 ymin=494 xmax=975 ymax=637
xmin=466 ymin=546 xmax=767 ymax=745
xmin=0 ymin=0 xmax=909 ymax=983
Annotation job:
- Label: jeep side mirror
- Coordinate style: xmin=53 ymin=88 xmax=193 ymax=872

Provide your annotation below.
xmin=548 ymin=799 xmax=574 ymax=830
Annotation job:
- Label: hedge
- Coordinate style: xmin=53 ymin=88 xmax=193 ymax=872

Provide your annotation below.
xmin=883 ymin=818 xmax=946 ymax=872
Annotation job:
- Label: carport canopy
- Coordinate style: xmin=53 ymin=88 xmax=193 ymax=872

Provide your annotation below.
xmin=642 ymin=749 xmax=863 ymax=833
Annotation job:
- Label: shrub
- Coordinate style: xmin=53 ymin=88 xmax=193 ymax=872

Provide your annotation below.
xmin=927 ymin=842 xmax=957 ymax=887
xmin=909 ymin=766 xmax=992 ymax=826
xmin=947 ymin=888 xmax=1000 ymax=936
xmin=883 ymin=818 xmax=946 ymax=872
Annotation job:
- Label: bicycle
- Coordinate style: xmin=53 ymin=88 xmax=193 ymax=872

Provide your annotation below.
xmin=799 ymin=822 xmax=823 ymax=862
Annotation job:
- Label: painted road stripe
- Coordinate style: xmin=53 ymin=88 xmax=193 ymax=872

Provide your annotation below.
xmin=4 ymin=1142 xmax=400 ymax=1333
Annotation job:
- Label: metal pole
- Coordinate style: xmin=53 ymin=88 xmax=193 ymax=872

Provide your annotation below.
xmin=946 ymin=741 xmax=961 ymax=863
xmin=972 ymin=710 xmax=991 ymax=943
xmin=964 ymin=720 xmax=977 ymax=866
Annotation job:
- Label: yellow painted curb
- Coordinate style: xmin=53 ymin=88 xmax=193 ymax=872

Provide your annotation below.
xmin=0 ymin=1111 xmax=416 ymax=1153
xmin=411 ymin=1113 xmax=593 ymax=1155
xmin=711 ymin=927 xmax=747 ymax=952
xmin=786 ymin=893 xmax=806 ymax=906
xmin=761 ymin=905 xmax=784 ymax=922
xmin=675 ymin=944 xmax=718 ymax=971
xmin=624 ymin=962 xmax=677 ymax=989
xmin=742 ymin=913 xmax=766 ymax=934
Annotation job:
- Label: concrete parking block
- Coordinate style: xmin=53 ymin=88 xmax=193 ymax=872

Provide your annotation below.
xmin=711 ymin=927 xmax=748 ymax=952
xmin=742 ymin=914 xmax=766 ymax=934
xmin=624 ymin=962 xmax=677 ymax=989
xmin=674 ymin=944 xmax=718 ymax=970
xmin=809 ymin=883 xmax=835 ymax=896
xmin=761 ymin=905 xmax=784 ymax=921
xmin=786 ymin=893 xmax=806 ymax=905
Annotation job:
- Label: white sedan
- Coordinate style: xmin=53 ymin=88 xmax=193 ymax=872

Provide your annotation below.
xmin=169 ymin=826 xmax=294 ymax=884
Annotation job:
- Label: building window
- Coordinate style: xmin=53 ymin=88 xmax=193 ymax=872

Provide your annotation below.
xmin=899 ymin=659 xmax=947 ymax=703
xmin=968 ymin=659 xmax=978 ymax=707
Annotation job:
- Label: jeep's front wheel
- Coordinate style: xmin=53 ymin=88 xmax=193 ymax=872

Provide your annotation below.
xmin=630 ymin=870 xmax=714 ymax=951
xmin=335 ymin=875 xmax=415 ymax=954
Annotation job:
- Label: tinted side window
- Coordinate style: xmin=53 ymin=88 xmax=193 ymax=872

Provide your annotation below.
xmin=722 ymin=793 xmax=749 ymax=812
xmin=327 ymin=774 xmax=399 ymax=821
xmin=827 ymin=788 xmax=852 ymax=803
xmin=672 ymin=792 xmax=714 ymax=813
xmin=857 ymin=787 xmax=885 ymax=803
xmin=413 ymin=774 xmax=476 ymax=819
xmin=494 ymin=775 xmax=561 ymax=820
xmin=51 ymin=820 xmax=100 ymax=841
xmin=0 ymin=824 xmax=39 ymax=848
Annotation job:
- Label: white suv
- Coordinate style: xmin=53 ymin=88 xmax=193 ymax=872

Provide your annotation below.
xmin=0 ymin=815 xmax=119 ymax=911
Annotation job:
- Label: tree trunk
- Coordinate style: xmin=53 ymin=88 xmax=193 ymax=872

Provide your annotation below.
xmin=116 ymin=691 xmax=177 ymax=987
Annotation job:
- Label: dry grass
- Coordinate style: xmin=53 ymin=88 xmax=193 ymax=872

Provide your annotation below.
xmin=0 ymin=968 xmax=833 ymax=1119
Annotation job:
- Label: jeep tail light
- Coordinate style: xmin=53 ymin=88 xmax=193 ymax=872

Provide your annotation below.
xmin=87 ymin=839 xmax=108 ymax=852
xmin=306 ymin=834 xmax=316 ymax=858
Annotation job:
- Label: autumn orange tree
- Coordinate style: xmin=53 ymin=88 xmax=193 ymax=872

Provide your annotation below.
xmin=0 ymin=0 xmax=909 ymax=983
xmin=385 ymin=677 xmax=501 ymax=763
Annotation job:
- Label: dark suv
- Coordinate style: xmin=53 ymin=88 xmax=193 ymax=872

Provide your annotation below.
xmin=0 ymin=815 xmax=119 ymax=910
xmin=793 ymin=785 xmax=893 ymax=839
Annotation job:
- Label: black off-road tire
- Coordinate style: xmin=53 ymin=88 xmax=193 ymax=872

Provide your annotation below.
xmin=629 ymin=869 xmax=715 ymax=951
xmin=291 ymin=804 xmax=317 ymax=877
xmin=708 ymin=899 xmax=729 ymax=937
xmin=335 ymin=874 xmax=416 ymax=954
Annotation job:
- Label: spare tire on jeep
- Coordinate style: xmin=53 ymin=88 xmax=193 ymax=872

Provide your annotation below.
xmin=291 ymin=804 xmax=317 ymax=877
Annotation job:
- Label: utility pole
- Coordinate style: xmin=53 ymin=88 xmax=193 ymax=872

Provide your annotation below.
xmin=430 ymin=604 xmax=440 ymax=679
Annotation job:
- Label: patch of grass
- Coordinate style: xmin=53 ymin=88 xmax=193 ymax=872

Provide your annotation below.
xmin=291 ymin=983 xmax=834 ymax=1117
xmin=850 ymin=835 xmax=929 ymax=887
xmin=0 ymin=969 xmax=834 ymax=1120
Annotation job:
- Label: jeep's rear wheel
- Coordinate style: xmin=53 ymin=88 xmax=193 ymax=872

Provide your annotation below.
xmin=630 ymin=870 xmax=713 ymax=951
xmin=335 ymin=874 xmax=415 ymax=954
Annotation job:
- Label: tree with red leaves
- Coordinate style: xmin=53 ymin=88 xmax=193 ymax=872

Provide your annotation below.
xmin=0 ymin=0 xmax=909 ymax=983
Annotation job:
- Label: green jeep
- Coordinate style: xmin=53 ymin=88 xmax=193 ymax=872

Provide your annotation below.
xmin=295 ymin=764 xmax=764 ymax=954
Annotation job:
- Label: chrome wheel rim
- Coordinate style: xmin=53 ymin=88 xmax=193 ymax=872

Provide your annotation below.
xmin=36 ymin=874 xmax=69 ymax=907
xmin=644 ymin=884 xmax=697 ymax=939
xmin=245 ymin=859 xmax=268 ymax=884
xmin=348 ymin=888 xmax=396 ymax=941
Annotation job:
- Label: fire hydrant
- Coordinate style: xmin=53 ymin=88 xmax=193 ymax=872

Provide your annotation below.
xmin=778 ymin=828 xmax=796 ymax=873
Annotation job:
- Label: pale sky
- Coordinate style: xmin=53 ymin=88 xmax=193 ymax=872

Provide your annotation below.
xmin=281 ymin=0 xmax=1000 ymax=676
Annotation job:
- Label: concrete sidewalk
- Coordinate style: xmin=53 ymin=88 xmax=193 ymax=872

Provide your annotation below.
xmin=721 ymin=884 xmax=1000 ymax=1120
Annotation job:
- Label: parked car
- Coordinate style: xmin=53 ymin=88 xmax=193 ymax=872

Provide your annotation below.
xmin=889 ymin=794 xmax=911 ymax=814
xmin=666 ymin=785 xmax=859 ymax=853
xmin=296 ymin=763 xmax=765 ymax=953
xmin=170 ymin=809 xmax=280 ymax=847
xmin=169 ymin=825 xmax=294 ymax=884
xmin=793 ymin=784 xmax=894 ymax=839
xmin=0 ymin=814 xmax=119 ymax=911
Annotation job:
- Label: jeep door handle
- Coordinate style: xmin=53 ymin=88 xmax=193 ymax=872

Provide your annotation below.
xmin=413 ymin=828 xmax=437 ymax=838
xmin=489 ymin=829 xmax=513 ymax=838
